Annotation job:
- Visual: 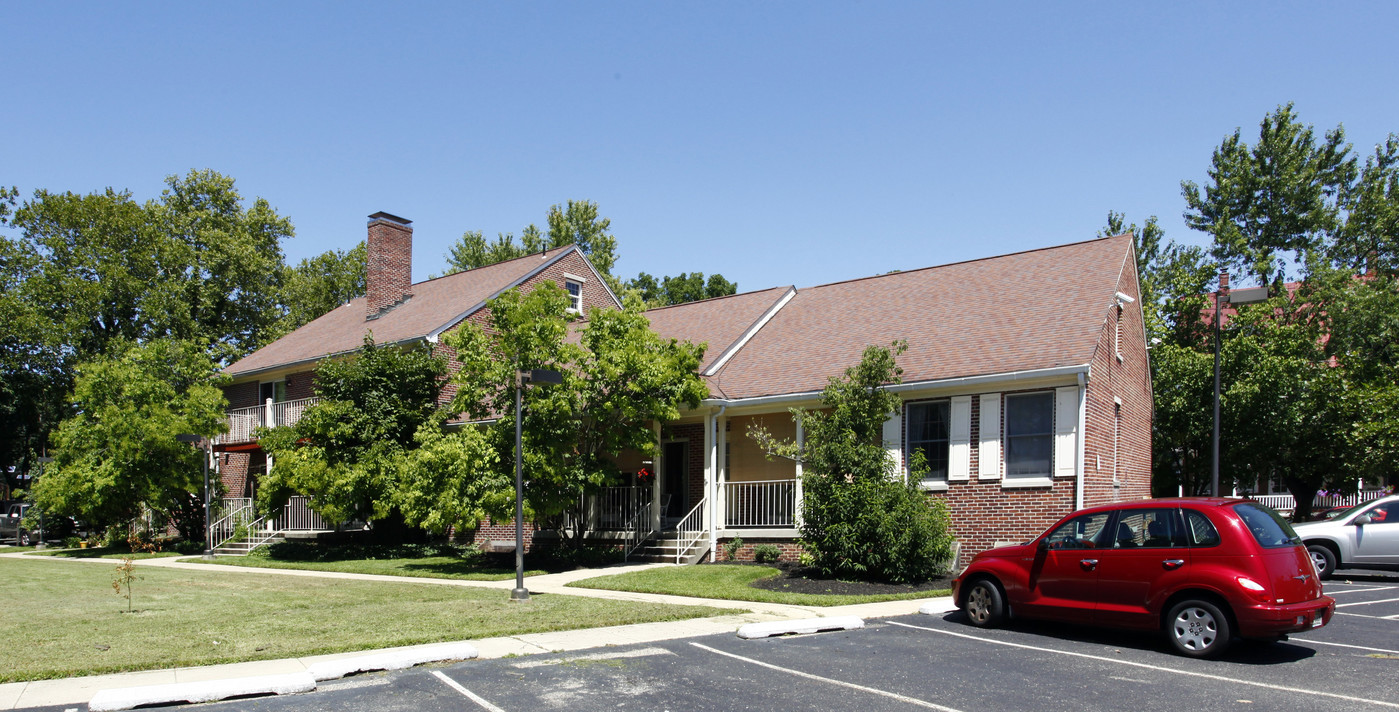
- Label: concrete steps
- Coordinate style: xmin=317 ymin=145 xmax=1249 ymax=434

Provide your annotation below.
xmin=630 ymin=533 xmax=710 ymax=565
xmin=213 ymin=532 xmax=284 ymax=557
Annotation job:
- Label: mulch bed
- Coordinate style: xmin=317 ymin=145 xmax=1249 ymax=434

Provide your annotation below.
xmin=739 ymin=561 xmax=955 ymax=596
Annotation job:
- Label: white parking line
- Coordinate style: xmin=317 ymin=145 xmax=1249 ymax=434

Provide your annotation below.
xmin=689 ymin=642 xmax=964 ymax=711
xmin=1335 ymin=596 xmax=1399 ymax=608
xmin=1335 ymin=612 xmax=1399 ymax=621
xmin=886 ymin=621 xmax=1399 ymax=709
xmin=1307 ymin=640 xmax=1399 ymax=655
xmin=1325 ymin=586 xmax=1396 ymax=595
xmin=431 ymin=670 xmax=506 ymax=712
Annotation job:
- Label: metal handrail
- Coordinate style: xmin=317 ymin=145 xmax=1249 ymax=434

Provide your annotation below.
xmin=673 ymin=497 xmax=706 ymax=565
xmin=723 ymin=479 xmax=796 ymax=528
xmin=621 ymin=504 xmax=653 ymax=561
xmin=210 ymin=504 xmax=255 ymax=551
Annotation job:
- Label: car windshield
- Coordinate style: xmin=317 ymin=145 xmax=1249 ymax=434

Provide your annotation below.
xmin=1233 ymin=502 xmax=1301 ymax=548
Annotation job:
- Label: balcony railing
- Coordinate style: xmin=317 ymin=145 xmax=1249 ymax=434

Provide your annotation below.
xmin=216 ymin=397 xmax=320 ymax=445
xmin=724 ymin=479 xmax=796 ymax=528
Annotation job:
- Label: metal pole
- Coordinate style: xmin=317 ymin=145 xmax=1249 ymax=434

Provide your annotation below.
xmin=1211 ymin=280 xmax=1223 ymax=498
xmin=511 ymin=373 xmax=529 ymax=601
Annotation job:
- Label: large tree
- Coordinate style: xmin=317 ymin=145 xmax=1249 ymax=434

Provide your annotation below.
xmin=31 ymin=339 xmax=227 ymax=539
xmin=274 ymin=241 xmax=366 ymax=338
xmin=433 ymin=282 xmax=708 ymax=542
xmin=626 ymin=271 xmax=738 ymax=307
xmin=256 ymin=335 xmax=447 ymax=527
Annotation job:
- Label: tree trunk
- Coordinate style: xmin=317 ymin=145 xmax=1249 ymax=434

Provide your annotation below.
xmin=1285 ymin=479 xmax=1321 ymax=522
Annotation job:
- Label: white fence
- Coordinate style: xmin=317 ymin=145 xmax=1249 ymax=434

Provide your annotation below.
xmin=724 ymin=480 xmax=796 ymax=528
xmin=1250 ymin=490 xmax=1385 ymax=514
xmin=216 ymin=397 xmax=320 ymax=445
xmin=274 ymin=496 xmax=326 ymax=531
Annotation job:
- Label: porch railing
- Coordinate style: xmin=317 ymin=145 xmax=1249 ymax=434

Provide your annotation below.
xmin=216 ymin=397 xmax=321 ymax=445
xmin=1250 ymin=490 xmax=1385 ymax=515
xmin=724 ymin=480 xmax=796 ymax=528
xmin=210 ymin=502 xmax=257 ymax=550
xmin=594 ymin=486 xmax=652 ymax=531
xmin=274 ymin=496 xmax=326 ymax=531
xmin=621 ymin=501 xmax=653 ymax=561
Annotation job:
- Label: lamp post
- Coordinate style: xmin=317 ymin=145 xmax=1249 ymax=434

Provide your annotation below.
xmin=1211 ymin=278 xmax=1269 ymax=497
xmin=34 ymin=456 xmax=53 ymax=549
xmin=176 ymin=434 xmax=214 ymax=559
xmin=511 ymin=368 xmax=562 ymax=602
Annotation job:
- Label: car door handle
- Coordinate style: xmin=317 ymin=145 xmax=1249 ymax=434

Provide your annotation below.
xmin=1162 ymin=559 xmax=1185 ymax=570
xmin=1079 ymin=559 xmax=1098 ymax=571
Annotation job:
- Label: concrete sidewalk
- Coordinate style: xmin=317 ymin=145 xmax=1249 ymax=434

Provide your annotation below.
xmin=0 ymin=551 xmax=956 ymax=709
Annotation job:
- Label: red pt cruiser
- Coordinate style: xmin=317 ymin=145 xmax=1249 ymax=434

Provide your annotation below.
xmin=952 ymin=497 xmax=1335 ymax=658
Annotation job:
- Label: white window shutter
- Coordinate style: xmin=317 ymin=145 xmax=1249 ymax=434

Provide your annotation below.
xmin=949 ymin=396 xmax=972 ymax=481
xmin=1054 ymin=386 xmax=1080 ymax=478
xmin=979 ymin=393 xmax=1001 ymax=479
xmin=882 ymin=410 xmax=903 ymax=478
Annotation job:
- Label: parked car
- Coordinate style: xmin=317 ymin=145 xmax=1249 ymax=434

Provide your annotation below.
xmin=0 ymin=503 xmax=34 ymax=545
xmin=952 ymin=497 xmax=1334 ymax=658
xmin=1291 ymin=494 xmax=1399 ymax=579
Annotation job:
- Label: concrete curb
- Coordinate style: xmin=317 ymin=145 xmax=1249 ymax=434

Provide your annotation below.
xmin=737 ymin=615 xmax=865 ymax=639
xmin=87 ymin=672 xmax=315 ymax=712
xmin=305 ymin=642 xmax=479 ymax=681
xmin=919 ymin=599 xmax=959 ymax=616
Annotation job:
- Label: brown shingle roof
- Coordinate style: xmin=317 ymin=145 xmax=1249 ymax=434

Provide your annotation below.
xmin=703 ymin=235 xmax=1134 ymax=400
xmin=225 ymin=246 xmax=578 ymax=377
xmin=642 ymin=286 xmax=794 ymax=379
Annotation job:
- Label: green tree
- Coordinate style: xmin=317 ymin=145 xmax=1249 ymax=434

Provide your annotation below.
xmin=256 ymin=335 xmax=447 ymax=527
xmin=32 ymin=339 xmax=227 ymax=540
xmin=627 ymin=271 xmax=739 ymax=307
xmin=438 ymin=282 xmax=708 ymax=543
xmin=275 ymin=241 xmax=366 ymax=338
xmin=749 ymin=342 xmax=955 ymax=583
xmin=437 ymin=226 xmax=546 ymax=276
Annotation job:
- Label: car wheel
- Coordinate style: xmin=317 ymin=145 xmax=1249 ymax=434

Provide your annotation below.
xmin=1307 ymin=544 xmax=1337 ymax=580
xmin=963 ymin=579 xmax=1006 ymax=628
xmin=17 ymin=530 xmax=30 ymax=547
xmin=1166 ymin=599 xmax=1231 ymax=658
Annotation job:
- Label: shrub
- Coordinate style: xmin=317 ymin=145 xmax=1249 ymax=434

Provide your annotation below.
xmin=722 ymin=537 xmax=743 ymax=561
xmin=752 ymin=544 xmax=781 ymax=563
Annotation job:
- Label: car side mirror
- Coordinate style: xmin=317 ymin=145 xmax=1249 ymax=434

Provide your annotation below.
xmin=1354 ymin=515 xmax=1372 ymax=526
xmin=1037 ymin=538 xmax=1050 ymax=552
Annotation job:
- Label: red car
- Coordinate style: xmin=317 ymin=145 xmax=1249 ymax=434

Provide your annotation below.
xmin=952 ymin=497 xmax=1335 ymax=658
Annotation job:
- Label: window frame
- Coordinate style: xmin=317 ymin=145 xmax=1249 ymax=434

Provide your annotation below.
xmin=905 ymin=399 xmax=951 ymax=486
xmin=565 ymin=279 xmax=584 ymax=313
xmin=1004 ymin=391 xmax=1054 ymax=481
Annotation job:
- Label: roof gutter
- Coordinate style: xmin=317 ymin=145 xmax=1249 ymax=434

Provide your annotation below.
xmin=699 ymin=363 xmax=1092 ymax=410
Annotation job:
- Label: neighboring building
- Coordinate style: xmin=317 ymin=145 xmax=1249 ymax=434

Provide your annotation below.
xmin=214 ymin=214 xmax=1151 ymax=564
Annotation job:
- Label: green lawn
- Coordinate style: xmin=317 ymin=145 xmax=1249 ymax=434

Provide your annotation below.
xmin=569 ymin=564 xmax=951 ymax=606
xmin=0 ymin=557 xmax=722 ymax=682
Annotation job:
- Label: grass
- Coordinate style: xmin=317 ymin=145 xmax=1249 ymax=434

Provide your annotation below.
xmin=190 ymin=541 xmax=556 ymax=581
xmin=569 ymin=564 xmax=951 ymax=606
xmin=0 ymin=557 xmax=722 ymax=683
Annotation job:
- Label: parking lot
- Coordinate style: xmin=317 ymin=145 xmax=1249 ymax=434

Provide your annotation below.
xmin=28 ymin=574 xmax=1399 ymax=712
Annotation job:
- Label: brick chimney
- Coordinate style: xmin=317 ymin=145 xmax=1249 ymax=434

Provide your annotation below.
xmin=366 ymin=212 xmax=413 ymax=319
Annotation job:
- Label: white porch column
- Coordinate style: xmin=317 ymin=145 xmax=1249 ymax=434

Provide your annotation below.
xmin=264 ymin=397 xmax=274 ymax=429
xmin=716 ymin=412 xmax=728 ymax=532
xmin=650 ymin=421 xmax=662 ymax=531
xmin=794 ymin=412 xmax=804 ymax=528
xmin=705 ymin=409 xmax=716 ymax=559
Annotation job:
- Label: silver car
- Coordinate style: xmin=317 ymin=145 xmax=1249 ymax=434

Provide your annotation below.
xmin=1292 ymin=494 xmax=1399 ymax=579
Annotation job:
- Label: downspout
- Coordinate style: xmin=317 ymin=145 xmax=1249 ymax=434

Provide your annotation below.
xmin=1076 ymin=372 xmax=1087 ymax=511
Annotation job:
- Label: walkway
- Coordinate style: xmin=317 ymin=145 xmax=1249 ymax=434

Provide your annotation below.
xmin=0 ymin=551 xmax=955 ymax=709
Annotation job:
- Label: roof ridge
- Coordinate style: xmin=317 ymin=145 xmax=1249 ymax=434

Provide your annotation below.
xmin=410 ymin=244 xmax=575 ymax=288
xmin=797 ymin=233 xmax=1131 ymax=292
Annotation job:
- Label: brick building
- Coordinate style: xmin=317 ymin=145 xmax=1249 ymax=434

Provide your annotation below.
xmin=213 ymin=214 xmax=1151 ymax=565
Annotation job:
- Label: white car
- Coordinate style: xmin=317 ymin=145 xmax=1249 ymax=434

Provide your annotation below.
xmin=1292 ymin=494 xmax=1399 ymax=579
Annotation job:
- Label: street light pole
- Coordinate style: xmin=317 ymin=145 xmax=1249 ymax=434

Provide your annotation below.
xmin=1210 ymin=276 xmax=1269 ymax=497
xmin=510 ymin=368 xmax=562 ymax=602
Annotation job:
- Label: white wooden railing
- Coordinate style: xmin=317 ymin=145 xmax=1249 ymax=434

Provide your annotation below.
xmin=216 ymin=397 xmax=321 ymax=445
xmin=210 ymin=502 xmax=257 ymax=550
xmin=274 ymin=496 xmax=326 ymax=531
xmin=594 ymin=486 xmax=652 ymax=531
xmin=1250 ymin=490 xmax=1385 ymax=514
xmin=621 ymin=502 xmax=654 ymax=561
xmin=674 ymin=498 xmax=707 ymax=564
xmin=724 ymin=480 xmax=797 ymax=528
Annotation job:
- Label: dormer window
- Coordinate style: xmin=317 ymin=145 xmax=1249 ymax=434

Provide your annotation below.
xmin=564 ymin=274 xmax=585 ymax=313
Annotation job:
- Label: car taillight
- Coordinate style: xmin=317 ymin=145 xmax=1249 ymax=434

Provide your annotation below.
xmin=1236 ymin=576 xmax=1271 ymax=603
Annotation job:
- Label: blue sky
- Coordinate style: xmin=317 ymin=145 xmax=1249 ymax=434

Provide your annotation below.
xmin=5 ymin=2 xmax=1397 ymax=293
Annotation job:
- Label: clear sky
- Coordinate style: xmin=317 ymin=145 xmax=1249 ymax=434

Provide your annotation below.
xmin=5 ymin=2 xmax=1397 ymax=293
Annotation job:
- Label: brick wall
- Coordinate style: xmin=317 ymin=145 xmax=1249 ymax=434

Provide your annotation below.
xmin=223 ymin=381 xmax=260 ymax=409
xmin=1080 ymin=256 xmax=1152 ymax=506
xmin=714 ymin=537 xmax=802 ymax=563
xmin=286 ymin=371 xmax=316 ymax=400
xmin=217 ymin=450 xmax=265 ymax=499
